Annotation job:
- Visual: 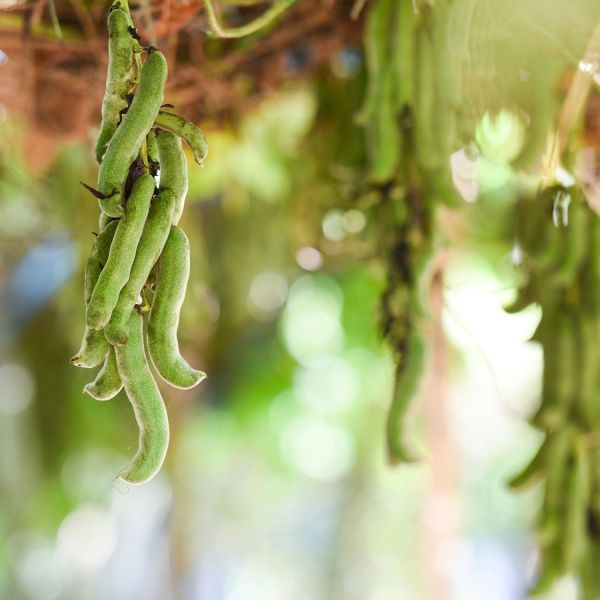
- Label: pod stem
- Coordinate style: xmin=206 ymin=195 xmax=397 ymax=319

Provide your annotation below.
xmin=203 ymin=0 xmax=296 ymax=39
xmin=140 ymin=137 xmax=149 ymax=170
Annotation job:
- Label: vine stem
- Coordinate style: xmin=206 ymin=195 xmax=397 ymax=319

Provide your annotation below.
xmin=203 ymin=0 xmax=297 ymax=39
xmin=543 ymin=18 xmax=600 ymax=181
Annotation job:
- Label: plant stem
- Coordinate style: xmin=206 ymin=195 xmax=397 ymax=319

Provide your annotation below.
xmin=203 ymin=0 xmax=296 ymax=39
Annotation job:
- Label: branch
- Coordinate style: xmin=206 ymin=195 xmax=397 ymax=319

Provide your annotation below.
xmin=203 ymin=0 xmax=297 ymax=39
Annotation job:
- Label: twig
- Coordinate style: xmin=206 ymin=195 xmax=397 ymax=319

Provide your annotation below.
xmin=47 ymin=0 xmax=63 ymax=44
xmin=543 ymin=18 xmax=600 ymax=180
xmin=202 ymin=0 xmax=297 ymax=38
xmin=350 ymin=0 xmax=367 ymax=20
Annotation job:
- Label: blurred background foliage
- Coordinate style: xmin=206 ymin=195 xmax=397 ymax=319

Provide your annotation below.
xmin=1 ymin=0 xmax=600 ymax=598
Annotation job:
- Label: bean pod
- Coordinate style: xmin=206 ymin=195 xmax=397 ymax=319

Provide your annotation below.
xmin=97 ymin=50 xmax=167 ymax=217
xmin=148 ymin=226 xmax=206 ymax=389
xmin=115 ymin=311 xmax=170 ymax=484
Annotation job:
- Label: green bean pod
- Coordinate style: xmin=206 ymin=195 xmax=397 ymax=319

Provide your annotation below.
xmin=97 ymin=50 xmax=167 ymax=218
xmin=95 ymin=6 xmax=135 ymax=164
xmin=83 ymin=348 xmax=123 ymax=400
xmin=156 ymin=129 xmax=188 ymax=224
xmin=360 ymin=0 xmax=400 ymax=183
xmin=507 ymin=436 xmax=547 ymax=490
xmin=386 ymin=327 xmax=425 ymax=464
xmin=98 ymin=212 xmax=118 ymax=232
xmin=543 ymin=427 xmax=573 ymax=517
xmin=578 ymin=315 xmax=600 ymax=426
xmin=563 ymin=436 xmax=591 ymax=573
xmin=503 ymin=280 xmax=536 ymax=314
xmin=392 ymin=0 xmax=414 ymax=110
xmin=529 ymin=543 xmax=562 ymax=596
xmin=154 ymin=111 xmax=209 ymax=166
xmin=357 ymin=0 xmax=395 ymax=125
xmin=148 ymin=226 xmax=206 ymax=389
xmin=548 ymin=198 xmax=589 ymax=287
xmin=87 ymin=173 xmax=155 ymax=330
xmin=529 ymin=314 xmax=574 ymax=431
xmin=115 ymin=311 xmax=169 ymax=484
xmin=414 ymin=23 xmax=438 ymax=171
xmin=71 ymin=221 xmax=118 ymax=367
xmin=104 ymin=188 xmax=176 ymax=345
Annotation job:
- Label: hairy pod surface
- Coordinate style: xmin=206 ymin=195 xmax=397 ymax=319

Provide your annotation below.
xmin=71 ymin=221 xmax=118 ymax=368
xmin=83 ymin=348 xmax=123 ymax=400
xmin=97 ymin=50 xmax=167 ymax=217
xmin=95 ymin=7 xmax=135 ymax=164
xmin=104 ymin=187 xmax=176 ymax=345
xmin=148 ymin=226 xmax=206 ymax=389
xmin=87 ymin=173 xmax=155 ymax=330
xmin=154 ymin=111 xmax=209 ymax=166
xmin=115 ymin=311 xmax=170 ymax=484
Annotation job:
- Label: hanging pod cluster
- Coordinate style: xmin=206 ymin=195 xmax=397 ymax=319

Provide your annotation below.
xmin=71 ymin=2 xmax=208 ymax=485
xmin=507 ymin=186 xmax=600 ymax=596
xmin=360 ymin=0 xmax=459 ymax=464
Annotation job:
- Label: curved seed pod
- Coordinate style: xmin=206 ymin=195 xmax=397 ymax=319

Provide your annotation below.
xmin=98 ymin=211 xmax=118 ymax=231
xmin=414 ymin=24 xmax=438 ymax=171
xmin=580 ymin=537 xmax=600 ymax=600
xmin=71 ymin=221 xmax=118 ymax=368
xmin=360 ymin=0 xmax=400 ymax=183
xmin=503 ymin=279 xmax=536 ymax=314
xmin=563 ymin=435 xmax=591 ymax=573
xmin=545 ymin=196 xmax=590 ymax=286
xmin=115 ymin=311 xmax=169 ymax=484
xmin=368 ymin=65 xmax=401 ymax=183
xmin=589 ymin=443 xmax=600 ymax=518
xmin=507 ymin=436 xmax=547 ymax=490
xmin=87 ymin=173 xmax=155 ymax=330
xmin=97 ymin=50 xmax=167 ymax=218
xmin=548 ymin=198 xmax=589 ymax=286
xmin=552 ymin=314 xmax=577 ymax=423
xmin=156 ymin=129 xmax=187 ymax=224
xmin=148 ymin=226 xmax=206 ymax=389
xmin=543 ymin=426 xmax=573 ymax=514
xmin=83 ymin=348 xmax=123 ymax=401
xmin=529 ymin=314 xmax=574 ymax=431
xmin=529 ymin=543 xmax=563 ymax=596
xmin=577 ymin=314 xmax=600 ymax=426
xmin=392 ymin=0 xmax=414 ymax=109
xmin=386 ymin=327 xmax=425 ymax=464
xmin=356 ymin=0 xmax=395 ymax=126
xmin=516 ymin=195 xmax=547 ymax=259
xmin=154 ymin=111 xmax=209 ymax=166
xmin=104 ymin=188 xmax=176 ymax=345
xmin=430 ymin=5 xmax=461 ymax=209
xmin=95 ymin=7 xmax=135 ymax=164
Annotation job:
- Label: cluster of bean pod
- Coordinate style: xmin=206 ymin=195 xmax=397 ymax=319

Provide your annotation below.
xmin=360 ymin=0 xmax=460 ymax=206
xmin=70 ymin=3 xmax=208 ymax=485
xmin=361 ymin=0 xmax=457 ymax=463
xmin=507 ymin=186 xmax=600 ymax=597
